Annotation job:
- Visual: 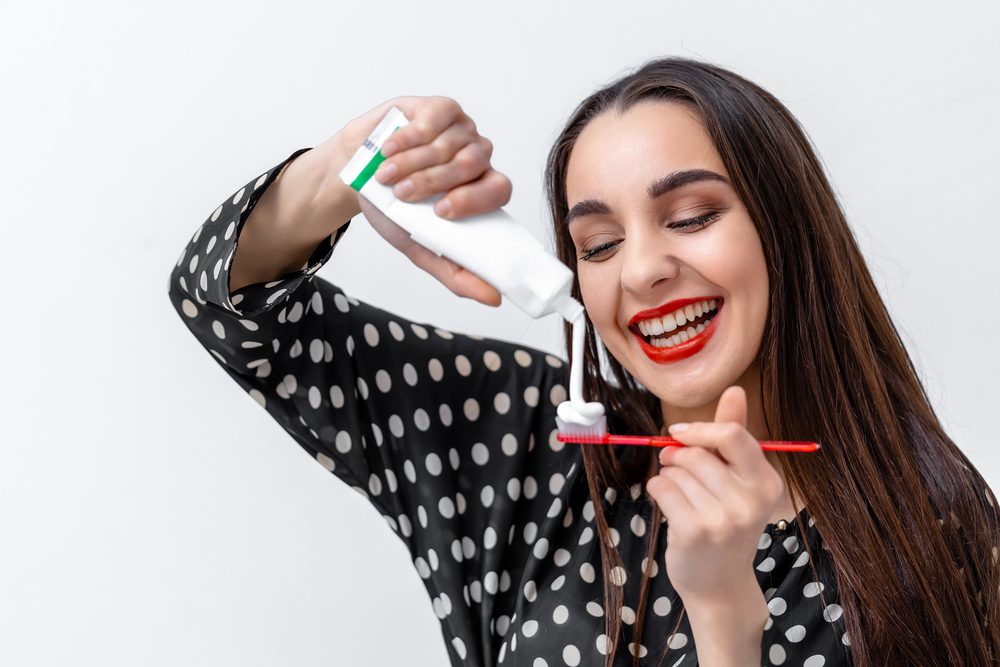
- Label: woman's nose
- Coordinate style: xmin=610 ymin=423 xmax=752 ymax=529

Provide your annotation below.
xmin=618 ymin=235 xmax=681 ymax=296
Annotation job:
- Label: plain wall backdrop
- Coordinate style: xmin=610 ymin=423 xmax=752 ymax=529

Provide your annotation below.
xmin=1 ymin=1 xmax=997 ymax=665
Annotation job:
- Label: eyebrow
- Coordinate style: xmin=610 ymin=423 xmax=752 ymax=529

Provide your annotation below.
xmin=565 ymin=169 xmax=729 ymax=226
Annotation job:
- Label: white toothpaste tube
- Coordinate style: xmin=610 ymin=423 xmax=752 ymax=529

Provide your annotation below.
xmin=339 ymin=106 xmax=604 ymax=428
xmin=338 ymin=106 xmax=582 ymax=322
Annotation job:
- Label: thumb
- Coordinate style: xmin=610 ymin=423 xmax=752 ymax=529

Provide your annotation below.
xmin=713 ymin=385 xmax=747 ymax=428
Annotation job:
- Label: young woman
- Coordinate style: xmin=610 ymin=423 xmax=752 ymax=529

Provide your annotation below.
xmin=170 ymin=57 xmax=999 ymax=666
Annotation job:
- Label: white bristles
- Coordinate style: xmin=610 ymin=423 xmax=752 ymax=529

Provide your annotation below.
xmin=555 ymin=414 xmax=608 ymax=442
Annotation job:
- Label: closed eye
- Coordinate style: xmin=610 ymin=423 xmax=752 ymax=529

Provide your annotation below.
xmin=577 ymin=211 xmax=721 ymax=261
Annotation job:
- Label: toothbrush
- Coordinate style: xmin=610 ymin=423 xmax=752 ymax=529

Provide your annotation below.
xmin=553 ymin=421 xmax=821 ymax=453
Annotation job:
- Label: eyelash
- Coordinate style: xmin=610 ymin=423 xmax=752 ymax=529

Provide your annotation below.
xmin=577 ymin=211 xmax=721 ymax=261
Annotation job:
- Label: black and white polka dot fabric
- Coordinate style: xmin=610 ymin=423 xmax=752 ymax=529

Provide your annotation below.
xmin=169 ymin=148 xmax=853 ymax=666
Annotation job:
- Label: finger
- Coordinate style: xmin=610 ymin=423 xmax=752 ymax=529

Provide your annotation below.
xmin=394 ymin=140 xmax=490 ymax=202
xmin=667 ymin=421 xmax=763 ymax=480
xmin=375 ymin=120 xmax=476 ymax=186
xmin=381 ymin=97 xmax=465 ymax=157
xmin=437 ymin=168 xmax=512 ymax=219
xmin=713 ymin=385 xmax=748 ymax=428
xmin=659 ymin=465 xmax=725 ymax=517
xmin=659 ymin=445 xmax=738 ymax=504
xmin=646 ymin=473 xmax=696 ymax=526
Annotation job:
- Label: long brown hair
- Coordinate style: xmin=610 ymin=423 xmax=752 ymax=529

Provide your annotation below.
xmin=543 ymin=57 xmax=1000 ymax=666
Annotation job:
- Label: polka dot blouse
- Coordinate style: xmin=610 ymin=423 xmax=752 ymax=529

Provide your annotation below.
xmin=169 ymin=148 xmax=853 ymax=666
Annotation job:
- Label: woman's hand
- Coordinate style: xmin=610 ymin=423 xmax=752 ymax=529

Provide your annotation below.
xmin=646 ymin=386 xmax=784 ymax=609
xmin=326 ymin=96 xmax=510 ymax=307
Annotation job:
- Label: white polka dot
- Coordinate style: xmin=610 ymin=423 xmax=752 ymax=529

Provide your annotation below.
xmin=549 ymin=383 xmax=567 ymax=406
xmin=388 ymin=320 xmax=404 ymax=341
xmin=579 ymin=563 xmax=595 ymax=583
xmin=768 ymin=596 xmax=787 ymax=615
xmin=469 ymin=581 xmax=482 ymax=603
xmin=403 ymin=363 xmax=418 ymax=386
xmin=211 ymin=206 xmax=223 ymax=222
xmin=609 ymin=566 xmax=626 ymax=586
xmin=514 ymin=349 xmax=532 ymax=366
xmin=523 ymin=476 xmax=538 ymax=499
xmin=783 ymin=535 xmax=800 ymax=553
xmin=533 ymin=538 xmax=549 ymax=560
xmin=793 ymin=550 xmax=810 ymax=568
xmin=507 ymin=478 xmax=521 ymax=501
xmin=410 ymin=323 xmax=428 ymax=338
xmin=481 ymin=485 xmax=495 ymax=507
xmin=248 ymin=389 xmax=266 ymax=407
xmin=546 ymin=498 xmax=563 ymax=518
xmin=653 ymin=596 xmax=672 ymax=616
xmin=823 ymin=604 xmax=843 ymax=622
xmin=596 ymin=634 xmax=609 ymax=655
xmin=667 ymin=632 xmax=688 ymax=649
xmin=785 ymin=625 xmax=806 ymax=642
xmin=534 ymin=659 xmax=548 ymax=667
xmin=224 ymin=219 xmax=236 ymax=239
xmin=496 ymin=615 xmax=510 ymax=635
xmin=181 ymin=299 xmax=198 ymax=318
xmin=501 ymin=433 xmax=518 ymax=456
xmin=398 ymin=514 xmax=411 ymax=537
xmin=803 ymin=656 xmax=825 ymax=667
xmin=757 ymin=557 xmax=776 ymax=572
xmin=425 ymin=453 xmax=443 ymax=475
xmin=455 ymin=354 xmax=472 ymax=376
xmin=471 ymin=442 xmax=490 ymax=465
xmin=494 ymin=392 xmax=511 ymax=414
xmin=522 ymin=619 xmax=538 ymax=637
xmin=287 ymin=301 xmax=303 ymax=322
xmin=434 ymin=327 xmax=454 ymax=339
xmin=210 ymin=320 xmax=226 ymax=339
xmin=630 ymin=514 xmax=646 ymax=537
xmin=363 ymin=323 xmax=379 ymax=346
xmin=414 ymin=409 xmax=430 ymax=431
xmin=587 ymin=601 xmax=603 ymax=617
xmin=484 ymin=526 xmax=498 ymax=549
xmin=388 ymin=414 xmax=404 ymax=438
xmin=403 ymin=460 xmax=416 ymax=483
xmin=449 ymin=448 xmax=459 ymax=470
xmin=614 ymin=606 xmax=632 ymax=625
xmin=232 ymin=187 xmax=246 ymax=204
xmin=451 ymin=637 xmax=466 ymax=660
xmin=368 ymin=474 xmax=382 ymax=495
xmin=464 ymin=398 xmax=480 ymax=421
xmin=641 ymin=557 xmax=658 ymax=577
xmin=578 ymin=527 xmax=594 ymax=545
xmin=768 ymin=643 xmax=786 ymax=665
xmin=308 ymin=386 xmax=321 ymax=409
xmin=439 ymin=404 xmax=453 ymax=426
xmin=439 ymin=496 xmax=455 ymax=518
xmin=523 ymin=386 xmax=540 ymax=406
xmin=758 ymin=533 xmax=773 ymax=550
xmin=334 ymin=431 xmax=351 ymax=453
xmin=329 ymin=385 xmax=344 ymax=408
xmin=523 ymin=522 xmax=538 ymax=543
xmin=550 ymin=575 xmax=565 ymax=590
xmin=415 ymin=557 xmax=431 ymax=578
xmin=562 ymin=644 xmax=580 ymax=666
xmin=628 ymin=642 xmax=647 ymax=658
xmin=553 ymin=549 xmax=570 ymax=566
xmin=523 ymin=580 xmax=537 ymax=602
xmin=484 ymin=571 xmax=498 ymax=594
xmin=309 ymin=339 xmax=324 ymax=363
xmin=417 ymin=506 xmax=428 ymax=528
xmin=316 ymin=452 xmax=334 ymax=471
xmin=552 ymin=605 xmax=569 ymax=624
xmin=334 ymin=293 xmax=350 ymax=312
xmin=545 ymin=354 xmax=564 ymax=368
xmin=803 ymin=581 xmax=825 ymax=597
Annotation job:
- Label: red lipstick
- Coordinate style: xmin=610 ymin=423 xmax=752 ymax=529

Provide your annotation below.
xmin=628 ymin=296 xmax=723 ymax=364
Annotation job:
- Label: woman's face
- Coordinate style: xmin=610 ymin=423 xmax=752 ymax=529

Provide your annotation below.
xmin=565 ymin=100 xmax=769 ymax=412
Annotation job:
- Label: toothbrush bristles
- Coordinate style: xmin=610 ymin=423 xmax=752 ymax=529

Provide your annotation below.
xmin=555 ymin=415 xmax=609 ymax=444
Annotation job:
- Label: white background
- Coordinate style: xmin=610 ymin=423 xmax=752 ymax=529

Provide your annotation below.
xmin=1 ymin=1 xmax=997 ymax=665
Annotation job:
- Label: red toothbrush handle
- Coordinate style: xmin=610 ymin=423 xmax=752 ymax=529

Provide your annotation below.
xmin=610 ymin=434 xmax=821 ymax=453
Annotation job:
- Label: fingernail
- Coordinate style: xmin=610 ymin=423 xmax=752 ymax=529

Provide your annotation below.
xmin=376 ymin=163 xmax=398 ymax=183
xmin=435 ymin=198 xmax=452 ymax=217
xmin=381 ymin=141 xmax=397 ymax=157
xmin=394 ymin=179 xmax=414 ymax=199
xmin=668 ymin=422 xmax=689 ymax=433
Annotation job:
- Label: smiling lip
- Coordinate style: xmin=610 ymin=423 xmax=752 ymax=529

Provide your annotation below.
xmin=627 ymin=295 xmax=724 ymax=364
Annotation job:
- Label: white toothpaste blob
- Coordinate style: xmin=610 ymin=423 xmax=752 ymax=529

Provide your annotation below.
xmin=555 ymin=307 xmax=606 ymax=429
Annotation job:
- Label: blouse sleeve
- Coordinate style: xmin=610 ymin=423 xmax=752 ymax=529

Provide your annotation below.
xmin=168 ymin=147 xmax=573 ymax=665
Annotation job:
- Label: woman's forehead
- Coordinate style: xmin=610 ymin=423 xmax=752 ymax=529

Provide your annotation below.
xmin=565 ymin=101 xmax=727 ymax=199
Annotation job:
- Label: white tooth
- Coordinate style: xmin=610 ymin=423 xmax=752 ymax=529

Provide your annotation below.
xmin=663 ymin=313 xmax=677 ymax=332
xmin=669 ymin=334 xmax=682 ymax=346
xmin=695 ymin=323 xmax=705 ymax=333
xmin=700 ymin=300 xmax=711 ymax=313
xmin=686 ymin=326 xmax=697 ymax=339
xmin=649 ymin=318 xmax=664 ymax=336
xmin=654 ymin=338 xmax=667 ymax=348
xmin=709 ymin=298 xmax=717 ymax=309
xmin=637 ymin=321 xmax=647 ymax=336
xmin=678 ymin=330 xmax=690 ymax=343
xmin=684 ymin=305 xmax=695 ymax=321
xmin=674 ymin=310 xmax=687 ymax=327
xmin=694 ymin=302 xmax=703 ymax=317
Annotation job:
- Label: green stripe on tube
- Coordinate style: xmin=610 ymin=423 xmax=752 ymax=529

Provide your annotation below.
xmin=348 ymin=126 xmax=401 ymax=191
